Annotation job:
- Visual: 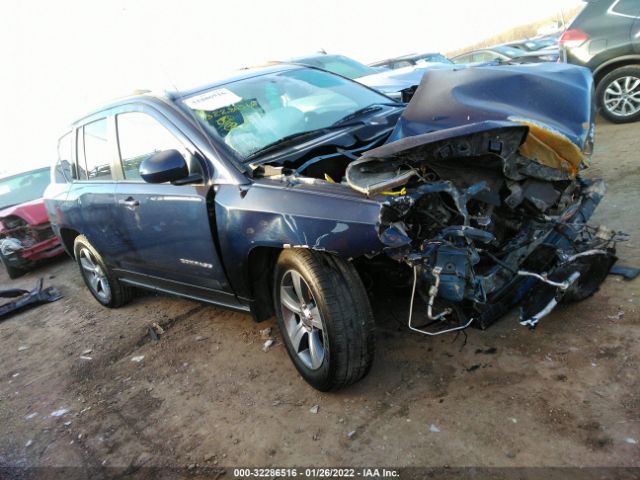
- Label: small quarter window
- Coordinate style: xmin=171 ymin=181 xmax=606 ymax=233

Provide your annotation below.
xmin=55 ymin=132 xmax=73 ymax=183
xmin=83 ymin=118 xmax=113 ymax=181
xmin=116 ymin=112 xmax=186 ymax=181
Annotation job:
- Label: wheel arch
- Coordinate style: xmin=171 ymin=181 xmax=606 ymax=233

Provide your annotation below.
xmin=593 ymin=56 xmax=640 ymax=85
xmin=246 ymin=245 xmax=282 ymax=322
xmin=59 ymin=227 xmax=81 ymax=258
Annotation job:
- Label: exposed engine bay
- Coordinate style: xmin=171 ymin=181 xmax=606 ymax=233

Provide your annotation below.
xmin=251 ymin=64 xmax=623 ymax=333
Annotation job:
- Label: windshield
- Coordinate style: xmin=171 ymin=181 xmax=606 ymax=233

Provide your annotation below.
xmin=292 ymin=55 xmax=377 ymax=79
xmin=0 ymin=167 xmax=50 ymax=210
xmin=182 ymin=67 xmax=392 ymax=159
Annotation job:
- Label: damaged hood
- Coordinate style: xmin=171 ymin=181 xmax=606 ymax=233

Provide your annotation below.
xmin=346 ymin=63 xmax=595 ymax=196
xmin=388 ymin=63 xmax=594 ymax=150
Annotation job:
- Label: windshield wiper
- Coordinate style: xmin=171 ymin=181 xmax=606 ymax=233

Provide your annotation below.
xmin=245 ymin=123 xmax=365 ymax=161
xmin=332 ymin=102 xmax=403 ymax=126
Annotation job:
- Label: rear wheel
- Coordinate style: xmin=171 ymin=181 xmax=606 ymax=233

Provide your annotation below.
xmin=274 ymin=249 xmax=375 ymax=391
xmin=73 ymin=235 xmax=134 ymax=308
xmin=596 ymin=65 xmax=640 ymax=123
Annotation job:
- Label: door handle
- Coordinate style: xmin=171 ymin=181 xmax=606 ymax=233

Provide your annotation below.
xmin=119 ymin=197 xmax=140 ymax=208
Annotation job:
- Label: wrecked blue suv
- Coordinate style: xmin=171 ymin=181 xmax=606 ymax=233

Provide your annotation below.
xmin=45 ymin=64 xmax=618 ymax=390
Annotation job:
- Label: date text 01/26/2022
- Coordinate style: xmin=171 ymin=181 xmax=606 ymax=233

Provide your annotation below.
xmin=232 ymin=468 xmax=399 ymax=477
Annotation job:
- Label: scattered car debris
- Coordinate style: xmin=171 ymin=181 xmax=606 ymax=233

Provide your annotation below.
xmin=131 ymin=355 xmax=145 ymax=363
xmin=609 ymin=264 xmax=640 ymax=281
xmin=625 ymin=437 xmax=638 ymax=445
xmin=475 ymin=347 xmax=497 ymax=355
xmin=309 ymin=405 xmax=319 ymax=414
xmin=260 ymin=327 xmax=272 ymax=340
xmin=50 ymin=408 xmax=69 ymax=417
xmin=147 ymin=322 xmax=165 ymax=341
xmin=0 ymin=278 xmax=62 ymax=319
xmin=429 ymin=424 xmax=441 ymax=433
xmin=607 ymin=311 xmax=624 ymax=320
xmin=262 ymin=339 xmax=275 ymax=352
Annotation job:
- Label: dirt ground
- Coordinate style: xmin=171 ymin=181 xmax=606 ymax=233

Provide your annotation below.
xmin=0 ymin=119 xmax=638 ymax=473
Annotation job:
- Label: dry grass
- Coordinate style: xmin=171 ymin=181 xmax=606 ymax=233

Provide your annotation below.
xmin=446 ymin=5 xmax=582 ymax=57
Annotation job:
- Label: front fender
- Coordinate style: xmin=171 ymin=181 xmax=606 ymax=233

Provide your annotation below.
xmin=214 ymin=180 xmax=385 ymax=298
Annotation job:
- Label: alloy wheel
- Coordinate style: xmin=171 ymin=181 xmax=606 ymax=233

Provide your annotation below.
xmin=603 ymin=76 xmax=640 ymax=118
xmin=279 ymin=270 xmax=326 ymax=370
xmin=79 ymin=248 xmax=111 ymax=302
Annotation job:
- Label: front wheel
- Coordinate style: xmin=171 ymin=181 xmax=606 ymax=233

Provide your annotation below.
xmin=596 ymin=65 xmax=640 ymax=123
xmin=73 ymin=235 xmax=134 ymax=308
xmin=274 ymin=249 xmax=375 ymax=391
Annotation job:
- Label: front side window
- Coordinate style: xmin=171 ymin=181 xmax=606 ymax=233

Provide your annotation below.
xmin=116 ymin=112 xmax=184 ymax=180
xmin=83 ymin=118 xmax=112 ymax=181
xmin=182 ymin=67 xmax=391 ymax=159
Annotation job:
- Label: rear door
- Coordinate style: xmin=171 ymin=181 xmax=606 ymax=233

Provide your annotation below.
xmin=112 ymin=105 xmax=236 ymax=304
xmin=64 ymin=117 xmax=121 ymax=262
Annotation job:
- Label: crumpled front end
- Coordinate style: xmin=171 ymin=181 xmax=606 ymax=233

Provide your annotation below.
xmin=0 ymin=213 xmax=64 ymax=271
xmin=345 ymin=64 xmax=620 ymax=332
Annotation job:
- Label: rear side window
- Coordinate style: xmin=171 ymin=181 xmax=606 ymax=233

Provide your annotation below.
xmin=83 ymin=118 xmax=113 ymax=181
xmin=116 ymin=112 xmax=185 ymax=181
xmin=610 ymin=0 xmax=640 ymax=17
xmin=55 ymin=132 xmax=73 ymax=183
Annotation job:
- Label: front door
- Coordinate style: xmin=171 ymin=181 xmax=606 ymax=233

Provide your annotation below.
xmin=111 ymin=108 xmax=236 ymax=305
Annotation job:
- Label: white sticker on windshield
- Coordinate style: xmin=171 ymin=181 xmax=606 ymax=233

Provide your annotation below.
xmin=184 ymin=88 xmax=242 ymax=111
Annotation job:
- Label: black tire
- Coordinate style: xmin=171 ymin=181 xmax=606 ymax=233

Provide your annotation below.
xmin=274 ymin=249 xmax=375 ymax=391
xmin=0 ymin=251 xmax=24 ymax=279
xmin=73 ymin=235 xmax=134 ymax=308
xmin=596 ymin=65 xmax=640 ymax=124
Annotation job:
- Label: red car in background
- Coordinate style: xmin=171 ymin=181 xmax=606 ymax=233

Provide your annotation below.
xmin=0 ymin=167 xmax=64 ymax=279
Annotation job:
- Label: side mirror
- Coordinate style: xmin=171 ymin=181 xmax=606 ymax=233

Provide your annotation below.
xmin=140 ymin=149 xmax=189 ymax=184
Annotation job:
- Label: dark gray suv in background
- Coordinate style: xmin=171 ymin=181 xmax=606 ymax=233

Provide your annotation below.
xmin=560 ymin=0 xmax=640 ymax=123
